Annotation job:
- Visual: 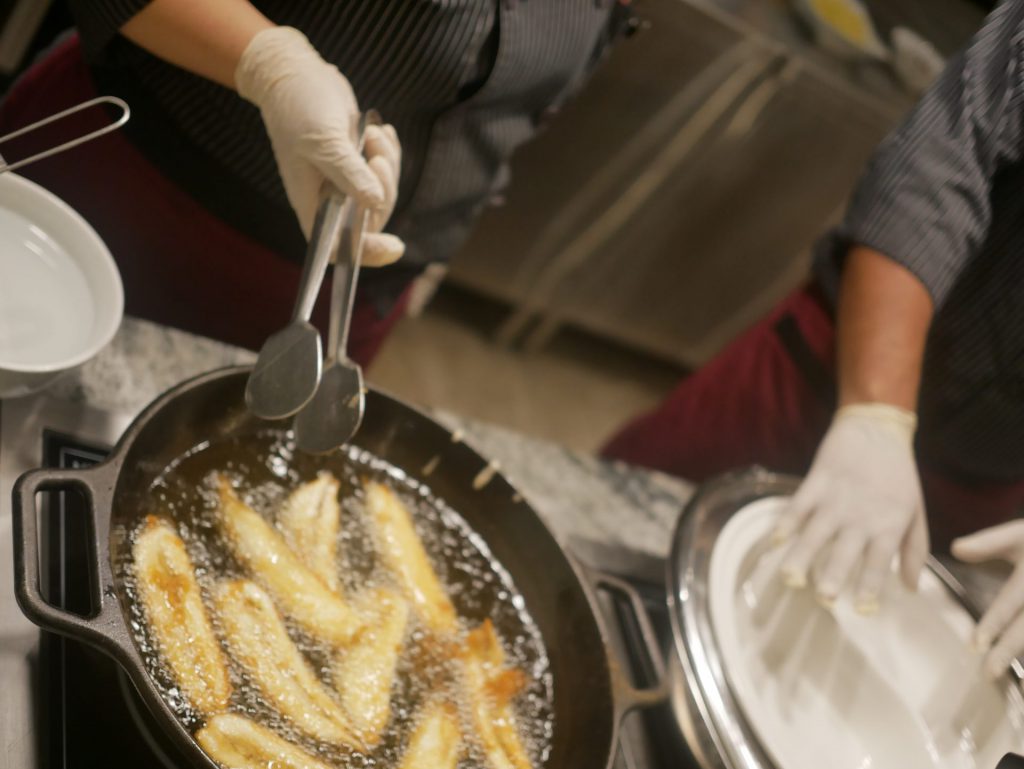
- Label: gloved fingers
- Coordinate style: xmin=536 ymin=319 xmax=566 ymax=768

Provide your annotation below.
xmin=951 ymin=520 xmax=1024 ymax=565
xmin=780 ymin=507 xmax=837 ymax=589
xmin=366 ymin=154 xmax=398 ymax=234
xmin=384 ymin=124 xmax=401 ymax=173
xmin=277 ymin=158 xmax=323 ymax=239
xmin=984 ymin=610 xmax=1024 ymax=680
xmin=814 ymin=529 xmax=867 ymax=606
xmin=309 ymin=134 xmax=386 ymax=210
xmin=975 ymin=562 xmax=1024 ymax=655
xmin=899 ymin=511 xmax=928 ymax=592
xmin=854 ymin=534 xmax=899 ymax=614
xmin=364 ymin=123 xmax=401 ymax=183
xmin=773 ymin=477 xmax=821 ymax=546
xmin=360 ymin=232 xmax=405 ymax=267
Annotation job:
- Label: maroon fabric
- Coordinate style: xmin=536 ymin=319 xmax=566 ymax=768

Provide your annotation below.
xmin=602 ymin=284 xmax=1024 ymax=552
xmin=603 ymin=287 xmax=836 ymax=479
xmin=0 ymin=34 xmax=407 ymax=366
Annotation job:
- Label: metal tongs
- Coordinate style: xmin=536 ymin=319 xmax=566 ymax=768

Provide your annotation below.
xmin=292 ymin=178 xmax=369 ymax=453
xmin=0 ymin=96 xmax=130 ymax=173
xmin=247 ymin=110 xmax=377 ymax=451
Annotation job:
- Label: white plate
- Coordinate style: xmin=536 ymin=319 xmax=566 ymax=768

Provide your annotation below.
xmin=0 ymin=173 xmax=122 ymax=396
xmin=710 ymin=497 xmax=1024 ymax=769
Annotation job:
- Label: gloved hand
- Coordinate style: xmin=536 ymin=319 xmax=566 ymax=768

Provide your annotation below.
xmin=952 ymin=521 xmax=1024 ymax=679
xmin=235 ymin=26 xmax=404 ymax=266
xmin=774 ymin=403 xmax=929 ymax=612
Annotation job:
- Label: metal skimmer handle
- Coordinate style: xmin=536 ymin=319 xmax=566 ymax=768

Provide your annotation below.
xmin=0 ymin=96 xmax=130 ymax=173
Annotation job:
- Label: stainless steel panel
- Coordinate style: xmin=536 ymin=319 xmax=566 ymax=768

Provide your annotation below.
xmin=448 ymin=0 xmax=982 ymax=366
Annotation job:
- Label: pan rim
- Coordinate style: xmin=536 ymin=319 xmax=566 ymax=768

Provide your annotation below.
xmin=99 ymin=365 xmax=626 ymax=769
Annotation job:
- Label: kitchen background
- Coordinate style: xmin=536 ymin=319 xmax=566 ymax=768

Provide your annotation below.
xmin=0 ymin=0 xmax=995 ymax=452
xmin=0 ymin=4 xmax=1016 ymax=769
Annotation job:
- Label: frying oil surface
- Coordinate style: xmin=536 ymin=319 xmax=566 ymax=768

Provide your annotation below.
xmin=120 ymin=430 xmax=554 ymax=768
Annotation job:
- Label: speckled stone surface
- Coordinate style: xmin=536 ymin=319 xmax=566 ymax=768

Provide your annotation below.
xmin=46 ymin=317 xmax=693 ymax=559
xmin=435 ymin=413 xmax=693 ymax=557
xmin=45 ymin=317 xmax=256 ymax=415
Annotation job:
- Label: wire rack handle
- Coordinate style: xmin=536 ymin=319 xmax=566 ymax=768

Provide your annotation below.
xmin=0 ymin=95 xmax=130 ymax=174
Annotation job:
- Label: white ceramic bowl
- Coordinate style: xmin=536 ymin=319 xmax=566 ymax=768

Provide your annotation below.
xmin=0 ymin=173 xmax=122 ymax=397
xmin=711 ymin=497 xmax=1024 ymax=769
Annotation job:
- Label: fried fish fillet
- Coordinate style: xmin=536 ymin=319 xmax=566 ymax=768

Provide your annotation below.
xmin=399 ymin=701 xmax=461 ymax=769
xmin=132 ymin=515 xmax=231 ymax=715
xmin=467 ymin=619 xmax=529 ymax=703
xmin=213 ymin=580 xmax=365 ymax=750
xmin=463 ymin=620 xmax=534 ymax=769
xmin=217 ymin=477 xmax=361 ymax=646
xmin=278 ymin=473 xmax=341 ymax=593
xmin=363 ymin=481 xmax=457 ymax=633
xmin=197 ymin=713 xmax=334 ymax=769
xmin=333 ymin=587 xmax=410 ymax=743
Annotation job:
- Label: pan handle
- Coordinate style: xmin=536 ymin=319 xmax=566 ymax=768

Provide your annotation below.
xmin=588 ymin=567 xmax=670 ymax=714
xmin=12 ymin=464 xmax=122 ymax=652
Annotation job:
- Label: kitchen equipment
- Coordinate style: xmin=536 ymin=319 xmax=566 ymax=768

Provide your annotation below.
xmin=246 ymin=112 xmax=372 ymax=422
xmin=293 ymin=197 xmax=367 ymax=452
xmin=293 ymin=115 xmax=379 ymax=453
xmin=0 ymin=393 xmax=685 ymax=769
xmin=294 ymin=198 xmax=370 ymax=450
xmin=668 ymin=468 xmax=1024 ymax=769
xmin=12 ymin=366 xmax=666 ymax=769
xmin=244 ymin=191 xmax=344 ymax=419
xmin=9 ymin=388 xmax=1017 ymax=769
xmin=0 ymin=97 xmax=129 ymax=398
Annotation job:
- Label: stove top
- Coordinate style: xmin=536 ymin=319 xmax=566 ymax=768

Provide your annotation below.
xmin=36 ymin=429 xmax=188 ymax=768
xmin=0 ymin=397 xmax=186 ymax=768
xmin=0 ymin=396 xmax=690 ymax=769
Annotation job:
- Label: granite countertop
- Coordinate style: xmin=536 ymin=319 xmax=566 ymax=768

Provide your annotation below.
xmin=44 ymin=316 xmax=694 ymax=561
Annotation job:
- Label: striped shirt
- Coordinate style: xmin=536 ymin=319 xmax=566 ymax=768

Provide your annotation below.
xmin=815 ymin=1 xmax=1024 ymax=482
xmin=68 ymin=1 xmax=625 ymax=304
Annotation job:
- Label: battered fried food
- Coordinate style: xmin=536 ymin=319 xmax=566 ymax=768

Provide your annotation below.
xmin=333 ymin=588 xmax=410 ymax=743
xmin=132 ymin=515 xmax=231 ymax=715
xmin=196 ymin=713 xmax=335 ymax=769
xmin=278 ymin=472 xmax=341 ymax=592
xmin=217 ymin=477 xmax=361 ymax=646
xmin=363 ymin=481 xmax=457 ymax=633
xmin=463 ymin=620 xmax=534 ymax=769
xmin=398 ymin=701 xmax=461 ymax=769
xmin=214 ymin=579 xmax=365 ymax=750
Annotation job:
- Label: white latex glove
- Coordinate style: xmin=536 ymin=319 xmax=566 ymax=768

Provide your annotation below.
xmin=952 ymin=521 xmax=1024 ymax=679
xmin=235 ymin=26 xmax=404 ymax=266
xmin=775 ymin=403 xmax=929 ymax=612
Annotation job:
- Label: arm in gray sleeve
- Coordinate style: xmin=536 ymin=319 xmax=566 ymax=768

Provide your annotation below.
xmin=68 ymin=0 xmax=155 ymax=57
xmin=816 ymin=2 xmax=1024 ymax=308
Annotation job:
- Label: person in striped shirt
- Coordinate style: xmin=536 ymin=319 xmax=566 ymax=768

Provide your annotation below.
xmin=0 ymin=0 xmax=631 ymax=357
xmin=604 ymin=1 xmax=1024 ymax=678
